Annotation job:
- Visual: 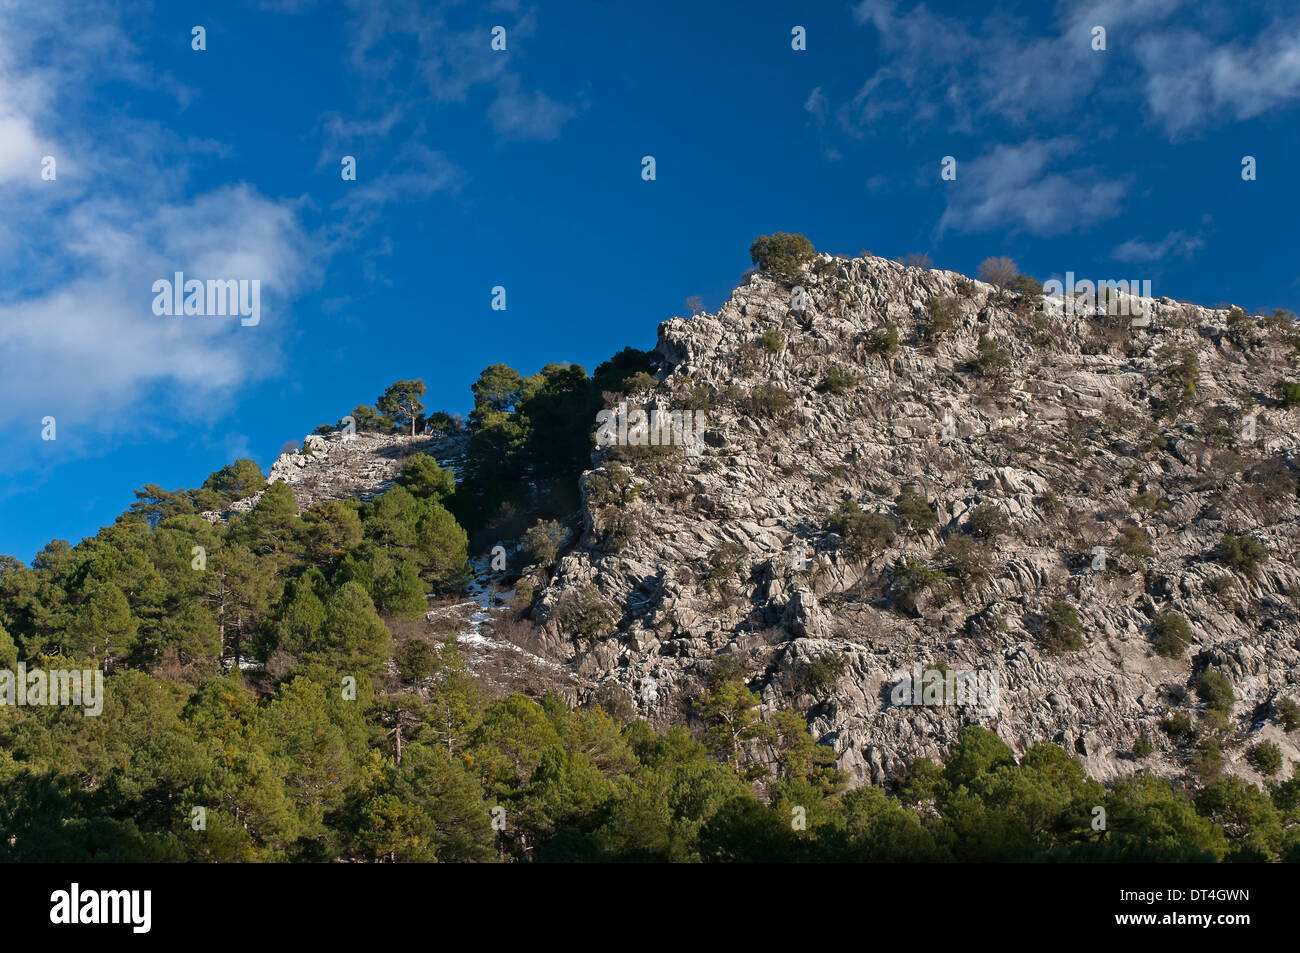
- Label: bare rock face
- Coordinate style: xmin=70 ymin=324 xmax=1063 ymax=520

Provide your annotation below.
xmin=531 ymin=253 xmax=1300 ymax=787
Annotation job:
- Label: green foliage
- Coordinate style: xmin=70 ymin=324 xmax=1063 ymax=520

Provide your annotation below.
xmin=965 ymin=502 xmax=1010 ymax=540
xmin=940 ymin=534 xmax=993 ymax=591
xmin=743 ymin=382 xmax=790 ymax=416
xmin=198 ymin=458 xmax=267 ymax=509
xmin=972 ymin=334 xmax=1011 ymax=379
xmin=1216 ymin=533 xmax=1267 ymax=575
xmin=554 ymin=584 xmax=618 ymax=645
xmin=749 ymin=232 xmax=816 ymax=282
xmin=1152 ymin=611 xmax=1194 ymax=658
xmin=523 ymin=519 xmax=567 ymax=568
xmin=758 ymin=330 xmax=784 ymax=353
xmin=828 ymin=500 xmax=895 ymax=558
xmin=377 ymin=379 xmax=427 ymax=436
xmin=1275 ymin=379 xmax=1300 ymax=407
xmin=868 ymin=324 xmax=899 ymax=358
xmin=350 ymin=404 xmax=388 ymax=432
xmin=1040 ymin=600 xmax=1084 ymax=654
xmin=889 ymin=557 xmax=946 ymax=613
xmin=1161 ymin=711 xmax=1196 ymax=741
xmin=924 ymin=295 xmax=960 ymax=339
xmin=1009 ymin=273 xmax=1043 ymax=297
xmin=1130 ymin=490 xmax=1170 ymax=515
xmin=821 ymin=366 xmax=857 ymax=393
xmin=706 ymin=542 xmax=749 ymax=584
xmin=895 ymin=484 xmax=938 ymax=533
xmin=1247 ymin=741 xmax=1283 ymax=777
xmin=1277 ymin=698 xmax=1300 ymax=732
xmin=399 ymin=454 xmax=454 ymax=502
xmin=1156 ymin=346 xmax=1200 ymax=416
xmin=1197 ymin=669 xmax=1235 ymax=718
xmin=1115 ymin=524 xmax=1155 ymax=568
xmin=803 ymin=653 xmax=848 ymax=695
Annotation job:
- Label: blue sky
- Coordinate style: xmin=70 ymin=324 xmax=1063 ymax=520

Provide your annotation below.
xmin=1 ymin=0 xmax=1297 ymax=562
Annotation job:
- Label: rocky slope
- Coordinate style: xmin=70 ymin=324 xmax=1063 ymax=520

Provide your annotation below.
xmin=526 ymin=253 xmax=1300 ymax=788
xmin=200 ymin=430 xmax=469 ymax=521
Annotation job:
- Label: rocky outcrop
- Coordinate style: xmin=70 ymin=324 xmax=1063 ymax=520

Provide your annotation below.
xmin=200 ymin=429 xmax=468 ymax=521
xmin=530 ymin=253 xmax=1300 ymax=788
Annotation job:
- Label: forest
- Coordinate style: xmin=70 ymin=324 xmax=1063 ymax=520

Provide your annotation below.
xmin=0 ymin=347 xmax=1297 ymax=862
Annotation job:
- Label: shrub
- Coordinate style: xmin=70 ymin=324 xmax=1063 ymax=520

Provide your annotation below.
xmin=1115 ymin=524 xmax=1155 ymax=568
xmin=924 ymin=295 xmax=960 ymax=340
xmin=1009 ymin=273 xmax=1043 ymax=297
xmin=1275 ymin=698 xmax=1300 ymax=732
xmin=623 ymin=371 xmax=657 ymax=394
xmin=890 ymin=557 xmax=946 ymax=613
xmin=728 ymin=384 xmax=794 ymax=417
xmin=395 ymin=638 xmax=437 ymax=682
xmin=895 ymin=484 xmax=938 ymax=533
xmin=707 ymin=542 xmax=749 ymax=584
xmin=1157 ymin=346 xmax=1200 ymax=415
xmin=554 ymin=584 xmax=618 ymax=644
xmin=759 ymin=330 xmax=785 ymax=353
xmin=804 ymin=652 xmax=848 ymax=694
xmin=972 ymin=334 xmax=1011 ymax=379
xmin=1152 ymin=611 xmax=1193 ymax=658
xmin=1040 ymin=600 xmax=1084 ymax=654
xmin=524 ymin=519 xmax=567 ymax=567
xmin=1275 ymin=379 xmax=1300 ymax=408
xmin=1160 ymin=711 xmax=1195 ymax=741
xmin=1226 ymin=306 xmax=1251 ymax=342
xmin=586 ymin=463 xmax=634 ymax=507
xmin=589 ymin=683 xmax=637 ymax=723
xmin=977 ymin=256 xmax=1019 ymax=296
xmin=868 ymin=324 xmax=899 ymax=358
xmin=604 ymin=510 xmax=642 ymax=553
xmin=941 ymin=535 xmax=993 ymax=590
xmin=966 ymin=502 xmax=1010 ymax=541
xmin=1132 ymin=736 xmax=1154 ymax=759
xmin=1206 ymin=574 xmax=1235 ymax=599
xmin=1247 ymin=741 xmax=1283 ymax=777
xmin=899 ymin=252 xmax=933 ymax=268
xmin=1197 ymin=669 xmax=1235 ymax=717
xmin=822 ymin=366 xmax=857 ymax=394
xmin=829 ymin=501 xmax=895 ymax=558
xmin=1190 ymin=737 xmax=1224 ymax=783
xmin=678 ymin=384 xmax=715 ymax=412
xmin=749 ymin=232 xmax=816 ymax=282
xmin=1216 ymin=533 xmax=1267 ymax=575
xmin=1130 ymin=490 xmax=1170 ymax=515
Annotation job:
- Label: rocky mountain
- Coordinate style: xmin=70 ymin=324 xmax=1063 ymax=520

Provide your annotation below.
xmin=215 ymin=252 xmax=1300 ymax=791
xmin=523 ymin=253 xmax=1300 ymax=788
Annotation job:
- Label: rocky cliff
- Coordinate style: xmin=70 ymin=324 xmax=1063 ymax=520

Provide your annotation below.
xmin=526 ymin=253 xmax=1300 ymax=787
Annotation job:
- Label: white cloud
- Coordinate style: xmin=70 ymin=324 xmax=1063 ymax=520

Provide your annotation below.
xmin=838 ymin=0 xmax=1300 ymax=139
xmin=0 ymin=115 xmax=50 ymax=184
xmin=1110 ymin=228 xmax=1205 ymax=262
xmin=338 ymin=0 xmax=575 ymax=141
xmin=937 ymin=138 xmax=1130 ymax=236
xmin=0 ymin=185 xmax=317 ymax=433
xmin=0 ymin=2 xmax=321 ymax=468
xmin=1137 ymin=28 xmax=1300 ymax=136
xmin=488 ymin=77 xmax=574 ymax=140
